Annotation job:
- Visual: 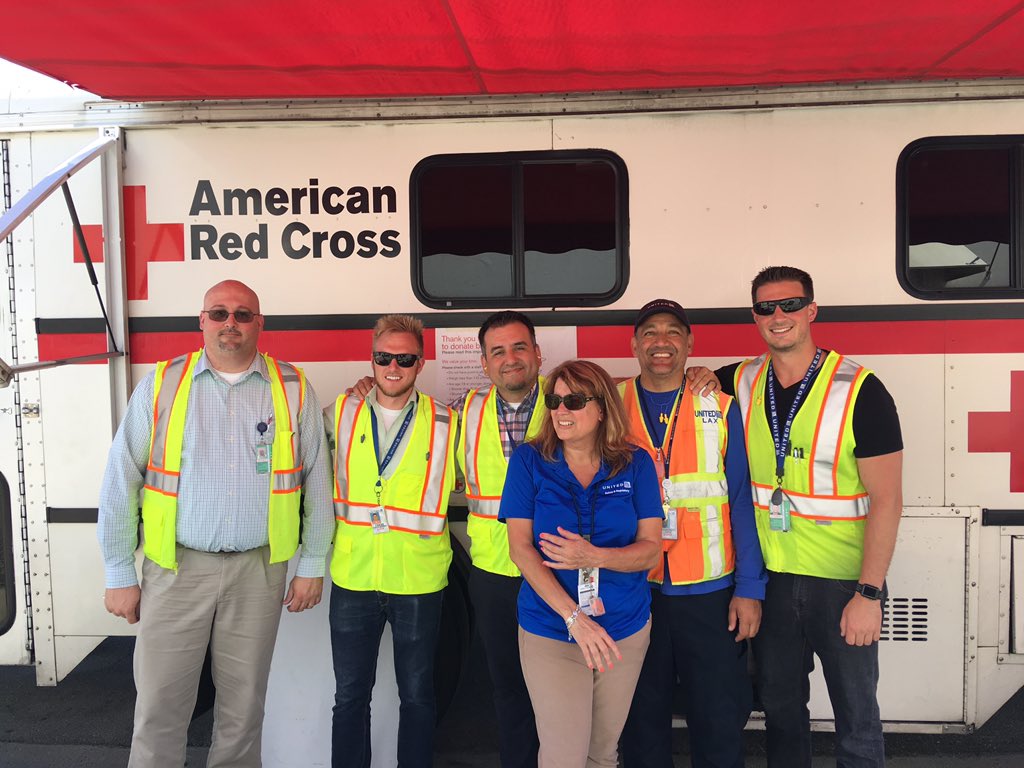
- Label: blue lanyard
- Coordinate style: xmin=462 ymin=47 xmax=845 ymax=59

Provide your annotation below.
xmin=636 ymin=378 xmax=682 ymax=477
xmin=766 ymin=348 xmax=823 ymax=485
xmin=369 ymin=405 xmax=416 ymax=499
xmin=498 ymin=394 xmax=536 ymax=452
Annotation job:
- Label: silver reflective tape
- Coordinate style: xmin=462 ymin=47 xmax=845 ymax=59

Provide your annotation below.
xmin=753 ymin=485 xmax=869 ymax=519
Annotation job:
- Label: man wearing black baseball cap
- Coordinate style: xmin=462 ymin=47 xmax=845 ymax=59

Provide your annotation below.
xmin=621 ymin=298 xmax=766 ymax=768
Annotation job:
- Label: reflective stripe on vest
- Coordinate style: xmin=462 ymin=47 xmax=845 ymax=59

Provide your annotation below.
xmin=458 ymin=381 xmax=546 ymax=576
xmin=333 ymin=394 xmax=453 ymax=536
xmin=735 ymin=351 xmax=871 ymax=578
xmin=141 ymin=350 xmax=305 ymax=570
xmin=618 ymin=379 xmax=734 ymax=585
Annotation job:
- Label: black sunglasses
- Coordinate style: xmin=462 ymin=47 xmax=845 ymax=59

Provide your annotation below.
xmin=373 ymin=351 xmax=421 ymax=368
xmin=544 ymin=393 xmax=602 ymax=411
xmin=202 ymin=308 xmax=260 ymax=323
xmin=752 ymin=297 xmax=812 ymax=316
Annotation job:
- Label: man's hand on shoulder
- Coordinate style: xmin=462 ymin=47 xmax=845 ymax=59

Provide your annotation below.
xmin=840 ymin=593 xmax=882 ymax=646
xmin=346 ymin=377 xmax=374 ymax=399
xmin=685 ymin=366 xmax=721 ymax=396
xmin=283 ymin=576 xmax=324 ymax=613
xmin=105 ymin=586 xmax=141 ymax=624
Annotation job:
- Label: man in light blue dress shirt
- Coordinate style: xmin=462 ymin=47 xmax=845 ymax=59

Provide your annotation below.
xmin=98 ymin=280 xmax=334 ymax=768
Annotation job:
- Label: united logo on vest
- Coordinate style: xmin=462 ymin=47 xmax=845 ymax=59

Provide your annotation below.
xmin=618 ymin=379 xmax=734 ymax=585
xmin=734 ymin=350 xmax=871 ymax=580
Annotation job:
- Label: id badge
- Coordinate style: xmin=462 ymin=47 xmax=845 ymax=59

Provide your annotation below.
xmin=578 ymin=567 xmax=605 ymax=616
xmin=255 ymin=444 xmax=271 ymax=475
xmin=662 ymin=506 xmax=678 ymax=540
xmin=769 ymin=487 xmax=791 ymax=532
xmin=370 ymin=506 xmax=390 ymax=535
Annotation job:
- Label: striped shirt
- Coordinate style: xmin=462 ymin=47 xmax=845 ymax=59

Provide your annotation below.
xmin=97 ymin=351 xmax=334 ymax=589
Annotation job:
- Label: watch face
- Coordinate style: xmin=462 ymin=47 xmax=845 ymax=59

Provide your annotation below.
xmin=858 ymin=583 xmax=883 ymax=600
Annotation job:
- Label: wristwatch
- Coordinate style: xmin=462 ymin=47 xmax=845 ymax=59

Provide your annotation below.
xmin=855 ymin=582 xmax=883 ymax=600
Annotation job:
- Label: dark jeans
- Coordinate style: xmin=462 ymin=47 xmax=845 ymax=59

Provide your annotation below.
xmin=754 ymin=572 xmax=884 ymax=768
xmin=468 ymin=566 xmax=539 ymax=768
xmin=621 ymin=587 xmax=752 ymax=768
xmin=329 ymin=584 xmax=444 ymax=768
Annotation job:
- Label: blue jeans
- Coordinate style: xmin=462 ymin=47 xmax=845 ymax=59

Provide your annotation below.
xmin=329 ymin=584 xmax=444 ymax=768
xmin=754 ymin=572 xmax=884 ymax=768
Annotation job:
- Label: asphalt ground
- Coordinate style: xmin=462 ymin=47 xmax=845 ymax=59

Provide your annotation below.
xmin=3 ymin=632 xmax=1024 ymax=767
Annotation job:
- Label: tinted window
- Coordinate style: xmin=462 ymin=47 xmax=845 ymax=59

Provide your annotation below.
xmin=899 ymin=139 xmax=1021 ymax=298
xmin=0 ymin=473 xmax=14 ymax=637
xmin=412 ymin=151 xmax=628 ymax=309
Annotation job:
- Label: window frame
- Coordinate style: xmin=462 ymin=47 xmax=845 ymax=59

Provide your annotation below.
xmin=410 ymin=149 xmax=630 ymax=310
xmin=897 ymin=135 xmax=1024 ymax=301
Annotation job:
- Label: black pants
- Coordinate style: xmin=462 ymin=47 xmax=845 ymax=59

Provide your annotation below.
xmin=621 ymin=587 xmax=753 ymax=768
xmin=468 ymin=566 xmax=539 ymax=768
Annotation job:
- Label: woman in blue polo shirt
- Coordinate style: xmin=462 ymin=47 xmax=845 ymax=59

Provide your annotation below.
xmin=501 ymin=359 xmax=663 ymax=768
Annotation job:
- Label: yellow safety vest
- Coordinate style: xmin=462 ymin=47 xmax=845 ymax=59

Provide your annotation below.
xmin=141 ymin=350 xmax=306 ymax=571
xmin=619 ymin=379 xmax=733 ymax=585
xmin=330 ymin=392 xmax=457 ymax=594
xmin=457 ymin=380 xmax=547 ymax=577
xmin=734 ymin=351 xmax=871 ymax=579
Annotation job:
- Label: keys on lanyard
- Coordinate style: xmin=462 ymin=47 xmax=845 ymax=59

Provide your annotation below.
xmin=766 ymin=348 xmax=823 ymax=533
xmin=368 ymin=405 xmax=415 ymax=535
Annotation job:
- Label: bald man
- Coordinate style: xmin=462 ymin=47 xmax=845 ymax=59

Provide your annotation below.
xmin=98 ymin=280 xmax=334 ymax=767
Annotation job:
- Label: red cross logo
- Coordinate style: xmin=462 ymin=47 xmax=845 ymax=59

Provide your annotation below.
xmin=73 ymin=185 xmax=184 ymax=301
xmin=968 ymin=370 xmax=1024 ymax=492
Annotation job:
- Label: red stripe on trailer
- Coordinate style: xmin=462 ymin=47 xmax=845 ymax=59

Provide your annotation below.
xmin=37 ymin=333 xmax=108 ymax=362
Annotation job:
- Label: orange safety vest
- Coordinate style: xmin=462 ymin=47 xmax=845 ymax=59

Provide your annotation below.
xmin=619 ymin=378 xmax=734 ymax=585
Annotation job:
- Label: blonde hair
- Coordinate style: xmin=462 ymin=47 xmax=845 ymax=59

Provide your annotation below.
xmin=373 ymin=314 xmax=424 ymax=354
xmin=532 ymin=359 xmax=634 ymax=477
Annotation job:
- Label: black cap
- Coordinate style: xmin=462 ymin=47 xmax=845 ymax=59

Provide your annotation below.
xmin=634 ymin=299 xmax=691 ymax=332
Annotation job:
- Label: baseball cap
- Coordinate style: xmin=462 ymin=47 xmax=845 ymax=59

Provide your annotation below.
xmin=634 ymin=298 xmax=691 ymax=332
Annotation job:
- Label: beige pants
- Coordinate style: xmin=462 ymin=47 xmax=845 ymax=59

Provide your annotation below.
xmin=519 ymin=620 xmax=651 ymax=768
xmin=129 ymin=547 xmax=287 ymax=768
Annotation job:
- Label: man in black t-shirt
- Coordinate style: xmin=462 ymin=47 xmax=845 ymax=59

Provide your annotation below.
xmin=718 ymin=266 xmax=903 ymax=768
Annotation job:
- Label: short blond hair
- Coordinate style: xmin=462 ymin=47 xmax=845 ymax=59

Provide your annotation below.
xmin=373 ymin=314 xmax=424 ymax=354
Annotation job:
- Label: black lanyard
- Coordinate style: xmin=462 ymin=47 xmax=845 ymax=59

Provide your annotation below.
xmin=369 ymin=405 xmax=415 ymax=501
xmin=567 ymin=483 xmax=601 ymax=543
xmin=636 ymin=377 xmax=682 ymax=478
xmin=766 ymin=348 xmax=823 ymax=486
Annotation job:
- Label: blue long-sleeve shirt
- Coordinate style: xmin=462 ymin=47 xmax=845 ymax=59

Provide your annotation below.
xmin=657 ymin=399 xmax=766 ymax=600
xmin=97 ymin=351 xmax=335 ymax=588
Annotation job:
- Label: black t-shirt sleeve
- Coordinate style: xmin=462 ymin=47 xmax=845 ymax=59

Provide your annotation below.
xmin=716 ymin=362 xmax=741 ymax=399
xmin=852 ymin=373 xmax=903 ymax=458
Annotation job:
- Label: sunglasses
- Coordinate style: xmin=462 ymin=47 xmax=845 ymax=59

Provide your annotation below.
xmin=544 ymin=393 xmax=602 ymax=411
xmin=752 ymin=297 xmax=812 ymax=316
xmin=202 ymin=308 xmax=260 ymax=323
xmin=373 ymin=351 xmax=421 ymax=368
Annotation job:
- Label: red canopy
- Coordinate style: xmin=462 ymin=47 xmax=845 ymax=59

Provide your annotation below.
xmin=3 ymin=1 xmax=1024 ymax=101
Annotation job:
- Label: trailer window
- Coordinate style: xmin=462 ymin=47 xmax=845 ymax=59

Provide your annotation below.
xmin=898 ymin=138 xmax=1022 ymax=299
xmin=412 ymin=151 xmax=628 ymax=309
xmin=0 ymin=473 xmax=14 ymax=636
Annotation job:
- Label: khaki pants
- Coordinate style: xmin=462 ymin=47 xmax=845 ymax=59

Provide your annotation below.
xmin=519 ymin=620 xmax=651 ymax=768
xmin=129 ymin=547 xmax=287 ymax=768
